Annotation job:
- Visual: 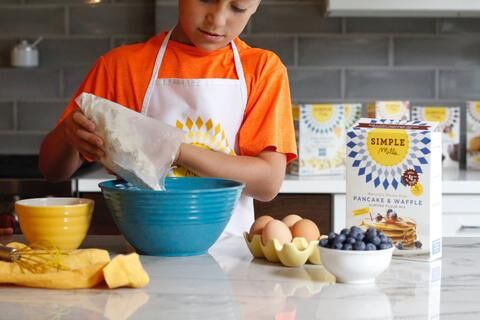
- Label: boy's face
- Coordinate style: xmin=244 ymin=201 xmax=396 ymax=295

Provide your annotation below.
xmin=174 ymin=0 xmax=261 ymax=51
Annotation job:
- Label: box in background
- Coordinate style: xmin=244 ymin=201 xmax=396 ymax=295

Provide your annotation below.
xmin=411 ymin=106 xmax=461 ymax=169
xmin=288 ymin=104 xmax=347 ymax=176
xmin=344 ymin=104 xmax=362 ymax=130
xmin=466 ymin=102 xmax=480 ymax=170
xmin=346 ymin=118 xmax=442 ymax=261
xmin=368 ymin=101 xmax=410 ymax=120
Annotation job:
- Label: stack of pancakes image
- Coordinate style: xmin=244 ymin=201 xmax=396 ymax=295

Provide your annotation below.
xmin=361 ymin=211 xmax=417 ymax=247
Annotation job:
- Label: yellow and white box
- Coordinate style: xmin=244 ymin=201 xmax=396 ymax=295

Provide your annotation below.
xmin=411 ymin=106 xmax=460 ymax=169
xmin=288 ymin=104 xmax=346 ymax=175
xmin=368 ymin=101 xmax=410 ymax=120
xmin=346 ymin=118 xmax=442 ymax=261
xmin=466 ymin=102 xmax=480 ymax=170
xmin=344 ymin=103 xmax=363 ymax=130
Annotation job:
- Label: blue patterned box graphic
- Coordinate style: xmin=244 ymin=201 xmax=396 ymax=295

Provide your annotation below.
xmin=347 ymin=119 xmax=435 ymax=191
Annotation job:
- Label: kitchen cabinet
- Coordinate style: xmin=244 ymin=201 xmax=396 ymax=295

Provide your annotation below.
xmin=254 ymin=194 xmax=331 ymax=235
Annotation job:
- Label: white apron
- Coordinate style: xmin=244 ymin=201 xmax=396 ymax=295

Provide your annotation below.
xmin=141 ymin=30 xmax=253 ymax=237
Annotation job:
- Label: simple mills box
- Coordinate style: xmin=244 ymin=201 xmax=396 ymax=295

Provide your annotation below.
xmin=346 ymin=119 xmax=442 ymax=261
xmin=289 ymin=104 xmax=346 ymax=175
xmin=368 ymin=101 xmax=410 ymax=120
xmin=411 ymin=106 xmax=460 ymax=169
xmin=466 ymin=102 xmax=480 ymax=170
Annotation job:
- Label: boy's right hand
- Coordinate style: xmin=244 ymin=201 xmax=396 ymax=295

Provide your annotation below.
xmin=63 ymin=109 xmax=105 ymax=161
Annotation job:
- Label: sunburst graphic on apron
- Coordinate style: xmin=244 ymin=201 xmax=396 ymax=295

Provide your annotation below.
xmin=171 ymin=116 xmax=235 ymax=177
xmin=347 ymin=119 xmax=432 ymax=190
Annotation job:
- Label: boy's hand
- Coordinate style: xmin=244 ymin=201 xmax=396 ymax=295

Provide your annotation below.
xmin=63 ymin=109 xmax=105 ymax=161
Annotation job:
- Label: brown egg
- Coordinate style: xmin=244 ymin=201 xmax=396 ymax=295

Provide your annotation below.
xmin=261 ymin=220 xmax=293 ymax=246
xmin=248 ymin=215 xmax=274 ymax=240
xmin=291 ymin=219 xmax=320 ymax=242
xmin=282 ymin=214 xmax=303 ymax=228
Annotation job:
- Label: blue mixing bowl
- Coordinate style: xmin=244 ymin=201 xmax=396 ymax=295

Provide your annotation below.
xmin=99 ymin=177 xmax=244 ymax=256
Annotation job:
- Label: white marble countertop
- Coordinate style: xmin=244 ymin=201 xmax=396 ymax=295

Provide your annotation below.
xmin=0 ymin=235 xmax=479 ymax=319
xmin=74 ymin=167 xmax=480 ymax=194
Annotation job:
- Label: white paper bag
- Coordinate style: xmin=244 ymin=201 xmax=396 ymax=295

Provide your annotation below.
xmin=76 ymin=92 xmax=183 ymax=190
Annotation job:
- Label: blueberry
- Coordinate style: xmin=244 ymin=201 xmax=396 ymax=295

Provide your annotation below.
xmin=328 ymin=232 xmax=337 ymax=241
xmin=378 ymin=231 xmax=385 ymax=238
xmin=366 ymin=243 xmax=377 ymax=251
xmin=319 ymin=238 xmax=329 ymax=247
xmin=366 ymin=227 xmax=377 ymax=238
xmin=332 ymin=241 xmax=343 ymax=250
xmin=395 ymin=242 xmax=404 ymax=250
xmin=415 ymin=241 xmax=423 ymax=249
xmin=379 ymin=243 xmax=392 ymax=250
xmin=372 ymin=236 xmax=381 ymax=246
xmin=337 ymin=234 xmax=347 ymax=244
xmin=346 ymin=236 xmax=356 ymax=245
xmin=342 ymin=243 xmax=353 ymax=250
xmin=355 ymin=232 xmax=365 ymax=241
xmin=350 ymin=226 xmax=363 ymax=234
xmin=354 ymin=241 xmax=366 ymax=251
xmin=340 ymin=228 xmax=349 ymax=235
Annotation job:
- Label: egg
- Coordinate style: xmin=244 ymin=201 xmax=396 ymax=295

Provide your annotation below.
xmin=282 ymin=214 xmax=303 ymax=228
xmin=291 ymin=219 xmax=320 ymax=242
xmin=248 ymin=215 xmax=274 ymax=240
xmin=261 ymin=219 xmax=292 ymax=246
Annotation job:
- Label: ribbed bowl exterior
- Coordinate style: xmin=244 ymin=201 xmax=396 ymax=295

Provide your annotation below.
xmin=15 ymin=198 xmax=93 ymax=250
xmin=99 ymin=177 xmax=244 ymax=256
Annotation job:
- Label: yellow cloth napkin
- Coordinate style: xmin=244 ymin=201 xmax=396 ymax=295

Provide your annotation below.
xmin=0 ymin=242 xmax=149 ymax=289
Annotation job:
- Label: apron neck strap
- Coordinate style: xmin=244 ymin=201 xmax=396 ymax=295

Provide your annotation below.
xmin=142 ymin=29 xmax=247 ymax=113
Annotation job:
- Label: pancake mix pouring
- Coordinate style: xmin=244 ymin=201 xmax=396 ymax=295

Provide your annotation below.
xmin=346 ymin=118 xmax=442 ymax=261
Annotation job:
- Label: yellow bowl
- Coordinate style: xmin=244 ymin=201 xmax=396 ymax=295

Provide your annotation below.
xmin=15 ymin=197 xmax=94 ymax=250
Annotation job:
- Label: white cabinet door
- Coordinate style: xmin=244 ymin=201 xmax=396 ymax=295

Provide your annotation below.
xmin=443 ymin=195 xmax=480 ymax=237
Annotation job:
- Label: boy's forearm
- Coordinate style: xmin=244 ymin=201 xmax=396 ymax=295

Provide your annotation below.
xmin=39 ymin=123 xmax=83 ymax=182
xmin=176 ymin=143 xmax=286 ymax=201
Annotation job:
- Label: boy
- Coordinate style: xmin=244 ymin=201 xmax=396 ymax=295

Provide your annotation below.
xmin=39 ymin=0 xmax=297 ymax=236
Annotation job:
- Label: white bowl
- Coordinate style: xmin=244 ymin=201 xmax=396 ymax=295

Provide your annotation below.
xmin=319 ymin=246 xmax=394 ymax=284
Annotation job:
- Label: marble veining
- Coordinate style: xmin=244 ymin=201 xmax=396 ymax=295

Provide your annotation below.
xmin=0 ymin=236 xmax=479 ymax=319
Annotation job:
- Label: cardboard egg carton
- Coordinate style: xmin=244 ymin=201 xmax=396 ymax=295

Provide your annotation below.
xmin=243 ymin=232 xmax=322 ymax=267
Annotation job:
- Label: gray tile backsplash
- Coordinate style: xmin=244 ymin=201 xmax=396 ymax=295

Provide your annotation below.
xmin=70 ymin=4 xmax=155 ymax=36
xmin=395 ymin=36 xmax=480 ymax=67
xmin=39 ymin=38 xmax=111 ymax=67
xmin=346 ymin=18 xmax=437 ymax=34
xmin=0 ymin=7 xmax=65 ymax=36
xmin=0 ymin=68 xmax=60 ymax=99
xmin=0 ymin=1 xmax=479 ymax=168
xmin=345 ymin=69 xmax=436 ymax=99
xmin=0 ymin=102 xmax=14 ymax=130
xmin=288 ymin=68 xmax=342 ymax=101
xmin=17 ymin=101 xmax=66 ymax=131
xmin=298 ymin=36 xmax=389 ymax=66
xmin=252 ymin=4 xmax=339 ymax=33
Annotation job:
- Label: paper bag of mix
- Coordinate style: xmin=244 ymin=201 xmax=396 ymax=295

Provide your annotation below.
xmin=346 ymin=118 xmax=442 ymax=261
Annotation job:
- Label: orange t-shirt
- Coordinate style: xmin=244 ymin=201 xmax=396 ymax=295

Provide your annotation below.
xmin=59 ymin=32 xmax=297 ymax=163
